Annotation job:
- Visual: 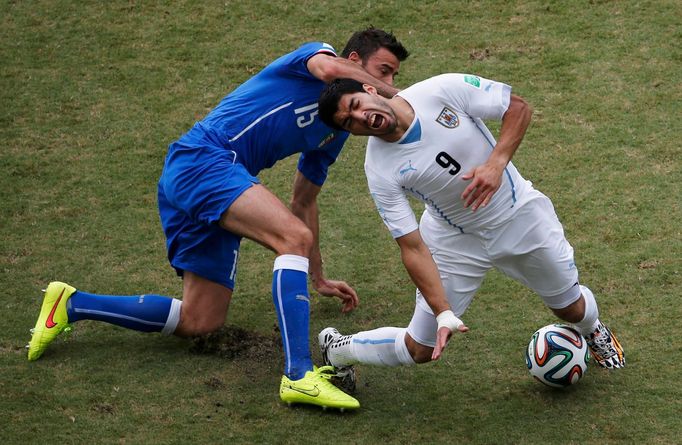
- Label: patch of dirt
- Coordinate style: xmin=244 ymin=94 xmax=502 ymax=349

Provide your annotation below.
xmin=189 ymin=325 xmax=282 ymax=361
xmin=204 ymin=376 xmax=225 ymax=389
xmin=469 ymin=48 xmax=491 ymax=61
xmin=638 ymin=260 xmax=658 ymax=269
xmin=92 ymin=403 xmax=115 ymax=415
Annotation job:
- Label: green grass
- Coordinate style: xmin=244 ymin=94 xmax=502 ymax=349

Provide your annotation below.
xmin=2 ymin=0 xmax=681 ymax=443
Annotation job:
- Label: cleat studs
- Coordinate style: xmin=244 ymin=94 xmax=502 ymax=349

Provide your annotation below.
xmin=29 ymin=328 xmax=35 ymax=334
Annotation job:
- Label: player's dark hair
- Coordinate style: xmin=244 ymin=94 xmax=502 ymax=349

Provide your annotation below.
xmin=341 ymin=26 xmax=409 ymax=62
xmin=318 ymin=78 xmax=366 ymax=131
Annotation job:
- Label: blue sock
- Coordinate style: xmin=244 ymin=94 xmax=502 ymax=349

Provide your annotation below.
xmin=272 ymin=255 xmax=313 ymax=380
xmin=67 ymin=290 xmax=181 ymax=334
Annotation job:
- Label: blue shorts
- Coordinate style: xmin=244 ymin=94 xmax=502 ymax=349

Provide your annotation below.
xmin=158 ymin=141 xmax=259 ymax=289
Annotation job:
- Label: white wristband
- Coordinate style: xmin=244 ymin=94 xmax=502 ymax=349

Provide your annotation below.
xmin=436 ymin=310 xmax=463 ymax=331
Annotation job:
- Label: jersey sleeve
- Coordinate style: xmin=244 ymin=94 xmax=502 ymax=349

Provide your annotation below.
xmin=296 ymin=132 xmax=347 ymax=186
xmin=365 ymin=162 xmax=419 ymax=239
xmin=272 ymin=42 xmax=338 ymax=80
xmin=438 ymin=73 xmax=511 ymax=120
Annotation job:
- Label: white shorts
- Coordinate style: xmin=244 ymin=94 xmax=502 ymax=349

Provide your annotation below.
xmin=408 ymin=192 xmax=581 ymax=347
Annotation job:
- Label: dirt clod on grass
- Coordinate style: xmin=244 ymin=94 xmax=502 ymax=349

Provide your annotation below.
xmin=189 ymin=325 xmax=282 ymax=361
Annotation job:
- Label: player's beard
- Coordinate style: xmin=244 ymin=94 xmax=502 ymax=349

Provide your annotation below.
xmin=368 ymin=97 xmax=398 ymax=135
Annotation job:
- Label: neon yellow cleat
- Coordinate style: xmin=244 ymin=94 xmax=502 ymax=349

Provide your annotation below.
xmin=280 ymin=366 xmax=360 ymax=411
xmin=27 ymin=282 xmax=77 ymax=361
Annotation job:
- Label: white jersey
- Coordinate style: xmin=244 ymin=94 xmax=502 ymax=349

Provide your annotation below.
xmin=365 ymin=73 xmax=534 ymax=238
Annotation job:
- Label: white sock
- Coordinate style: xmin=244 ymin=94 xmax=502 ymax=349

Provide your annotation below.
xmin=326 ymin=332 xmax=355 ymax=366
xmin=573 ymin=285 xmax=600 ymax=335
xmin=330 ymin=327 xmax=415 ymax=367
xmin=393 ymin=329 xmax=416 ymax=366
xmin=161 ymin=298 xmax=182 ymax=335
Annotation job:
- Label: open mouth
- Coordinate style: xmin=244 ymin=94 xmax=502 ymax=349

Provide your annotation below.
xmin=369 ymin=113 xmax=384 ymax=129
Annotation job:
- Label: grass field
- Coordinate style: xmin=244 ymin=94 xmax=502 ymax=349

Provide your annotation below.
xmin=1 ymin=1 xmax=681 ymax=444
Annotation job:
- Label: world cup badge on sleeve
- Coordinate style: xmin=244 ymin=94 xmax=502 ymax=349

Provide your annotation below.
xmin=436 ymin=107 xmax=459 ymax=129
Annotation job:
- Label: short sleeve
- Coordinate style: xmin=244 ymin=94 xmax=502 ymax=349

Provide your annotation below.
xmin=296 ymin=132 xmax=347 ymax=186
xmin=272 ymin=42 xmax=338 ymax=80
xmin=437 ymin=73 xmax=512 ymax=121
xmin=365 ymin=163 xmax=419 ymax=239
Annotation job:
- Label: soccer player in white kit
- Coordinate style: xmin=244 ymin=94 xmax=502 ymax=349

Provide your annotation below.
xmin=315 ymin=75 xmax=625 ymax=391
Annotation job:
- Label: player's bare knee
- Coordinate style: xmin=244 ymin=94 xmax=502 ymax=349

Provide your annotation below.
xmin=276 ymin=222 xmax=313 ymax=256
xmin=411 ymin=344 xmax=435 ymax=364
xmin=176 ymin=308 xmax=225 ymax=337
xmin=193 ymin=321 xmax=223 ymax=336
xmin=179 ymin=317 xmax=223 ymax=337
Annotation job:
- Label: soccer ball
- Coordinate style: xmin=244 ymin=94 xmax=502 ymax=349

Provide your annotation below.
xmin=525 ymin=324 xmax=590 ymax=388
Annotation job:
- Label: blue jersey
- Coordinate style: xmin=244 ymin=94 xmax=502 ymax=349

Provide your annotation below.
xmin=176 ymin=42 xmax=349 ymax=186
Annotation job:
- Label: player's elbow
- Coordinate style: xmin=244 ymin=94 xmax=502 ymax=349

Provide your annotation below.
xmin=510 ymin=95 xmax=533 ymax=122
xmin=521 ymin=99 xmax=533 ymax=121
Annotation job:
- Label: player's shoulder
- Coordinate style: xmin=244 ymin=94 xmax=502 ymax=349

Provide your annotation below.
xmin=364 ymin=138 xmax=383 ymax=170
xmin=407 ymin=73 xmax=475 ymax=91
xmin=263 ymin=42 xmax=338 ymax=80
xmin=366 ymin=135 xmax=390 ymax=153
xmin=365 ymin=137 xmax=401 ymax=178
xmin=400 ymin=73 xmax=499 ymax=109
xmin=292 ymin=41 xmax=338 ymax=58
xmin=432 ymin=73 xmax=507 ymax=93
xmin=398 ymin=74 xmax=459 ymax=101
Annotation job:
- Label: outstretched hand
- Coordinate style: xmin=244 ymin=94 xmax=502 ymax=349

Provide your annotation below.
xmin=315 ymin=278 xmax=359 ymax=313
xmin=431 ymin=318 xmax=469 ymax=361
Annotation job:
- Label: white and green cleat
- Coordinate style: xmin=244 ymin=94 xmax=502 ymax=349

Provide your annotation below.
xmin=27 ymin=282 xmax=76 ymax=361
xmin=318 ymin=327 xmax=357 ymax=394
xmin=280 ymin=366 xmax=360 ymax=411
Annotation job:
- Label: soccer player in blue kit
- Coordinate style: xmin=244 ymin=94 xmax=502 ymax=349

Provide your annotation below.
xmin=27 ymin=28 xmax=409 ymax=410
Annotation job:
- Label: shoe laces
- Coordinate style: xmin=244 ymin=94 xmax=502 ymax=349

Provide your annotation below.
xmin=589 ymin=325 xmax=617 ymax=355
xmin=314 ymin=365 xmax=337 ymax=380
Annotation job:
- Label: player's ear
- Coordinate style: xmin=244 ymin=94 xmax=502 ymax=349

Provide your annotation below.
xmin=347 ymin=51 xmax=362 ymax=64
xmin=363 ymin=84 xmax=378 ymax=95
